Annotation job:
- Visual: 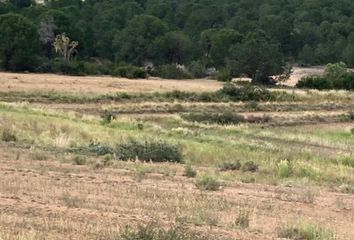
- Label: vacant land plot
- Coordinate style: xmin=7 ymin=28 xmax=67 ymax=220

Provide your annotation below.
xmin=0 ymin=72 xmax=223 ymax=93
xmin=0 ymin=71 xmax=353 ymax=240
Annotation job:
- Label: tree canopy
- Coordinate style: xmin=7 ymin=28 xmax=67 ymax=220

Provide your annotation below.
xmin=1 ymin=0 xmax=354 ymax=81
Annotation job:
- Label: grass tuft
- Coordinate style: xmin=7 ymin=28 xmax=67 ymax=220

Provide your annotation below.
xmin=278 ymin=221 xmax=335 ymax=240
xmin=196 ymin=174 xmax=220 ymax=191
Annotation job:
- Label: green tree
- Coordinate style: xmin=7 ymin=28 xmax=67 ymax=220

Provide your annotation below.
xmin=113 ymin=15 xmax=168 ymax=65
xmin=9 ymin=0 xmax=32 ymax=9
xmin=200 ymin=28 xmax=243 ymax=67
xmin=0 ymin=13 xmax=39 ymax=71
xmin=230 ymin=30 xmax=284 ymax=84
xmin=155 ymin=31 xmax=192 ymax=64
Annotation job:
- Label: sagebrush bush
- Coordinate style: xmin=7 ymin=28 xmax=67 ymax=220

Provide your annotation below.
xmin=219 ymin=160 xmax=241 ymax=171
xmin=181 ymin=112 xmax=245 ymax=125
xmin=241 ymin=161 xmax=258 ymax=172
xmin=1 ymin=128 xmax=17 ymax=142
xmin=196 ymin=174 xmax=220 ymax=191
xmin=90 ymin=143 xmax=114 ymax=156
xmin=116 ymin=140 xmax=182 ymax=163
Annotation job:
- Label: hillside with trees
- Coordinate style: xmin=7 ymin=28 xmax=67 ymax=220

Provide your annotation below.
xmin=1 ymin=0 xmax=354 ymax=83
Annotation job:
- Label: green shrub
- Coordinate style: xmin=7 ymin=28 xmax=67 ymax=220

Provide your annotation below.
xmin=297 ymin=72 xmax=354 ymax=91
xmin=72 ymin=155 xmax=87 ymax=165
xmin=116 ymin=140 xmax=182 ymax=163
xmin=219 ymin=160 xmax=241 ymax=171
xmin=189 ymin=60 xmax=206 ymax=78
xmin=153 ymin=65 xmax=193 ymax=79
xmin=241 ymin=161 xmax=258 ymax=172
xmin=88 ymin=143 xmax=113 ymax=156
xmin=122 ymin=224 xmax=212 ymax=240
xmin=184 ymin=163 xmax=197 ymax=178
xmin=196 ymin=174 xmax=220 ymax=191
xmin=276 ymin=160 xmax=293 ymax=178
xmin=2 ymin=128 xmax=17 ymax=142
xmin=181 ymin=112 xmax=245 ymax=125
xmin=37 ymin=60 xmax=114 ymax=76
xmin=278 ymin=221 xmax=335 ymax=240
xmin=100 ymin=110 xmax=116 ymax=124
xmin=113 ymin=66 xmax=147 ymax=79
xmin=219 ymin=83 xmax=272 ymax=101
xmin=216 ymin=68 xmax=232 ymax=82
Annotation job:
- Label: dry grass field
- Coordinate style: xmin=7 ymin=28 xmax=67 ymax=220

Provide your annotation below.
xmin=0 ymin=70 xmax=353 ymax=240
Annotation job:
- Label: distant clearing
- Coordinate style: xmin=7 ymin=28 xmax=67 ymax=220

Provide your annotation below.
xmin=0 ymin=66 xmax=327 ymax=94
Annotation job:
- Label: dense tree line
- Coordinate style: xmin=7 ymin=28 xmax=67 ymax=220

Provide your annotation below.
xmin=1 ymin=0 xmax=354 ymax=82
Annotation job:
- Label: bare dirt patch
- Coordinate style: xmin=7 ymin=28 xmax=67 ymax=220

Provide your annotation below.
xmin=0 ymin=72 xmax=222 ymax=94
xmin=0 ymin=145 xmax=353 ymax=239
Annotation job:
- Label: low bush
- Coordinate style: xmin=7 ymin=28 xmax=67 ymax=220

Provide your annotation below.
xmin=116 ymin=140 xmax=182 ymax=163
xmin=219 ymin=160 xmax=241 ymax=171
xmin=113 ymin=66 xmax=147 ymax=79
xmin=219 ymin=83 xmax=272 ymax=101
xmin=37 ymin=60 xmax=113 ymax=76
xmin=1 ymin=128 xmax=17 ymax=142
xmin=152 ymin=64 xmax=193 ymax=79
xmin=88 ymin=143 xmax=114 ymax=156
xmin=196 ymin=174 xmax=220 ymax=191
xmin=241 ymin=161 xmax=258 ymax=172
xmin=122 ymin=224 xmax=213 ymax=240
xmin=184 ymin=163 xmax=197 ymax=178
xmin=297 ymin=72 xmax=354 ymax=91
xmin=181 ymin=112 xmax=245 ymax=125
xmin=278 ymin=221 xmax=335 ymax=240
xmin=216 ymin=68 xmax=232 ymax=82
xmin=100 ymin=110 xmax=116 ymax=124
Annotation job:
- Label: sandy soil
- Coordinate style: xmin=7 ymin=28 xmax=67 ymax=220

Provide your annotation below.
xmin=0 ymin=67 xmax=326 ymax=94
xmin=0 ymin=145 xmax=354 ymax=239
xmin=285 ymin=66 xmax=325 ymax=87
xmin=0 ymin=72 xmax=223 ymax=93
